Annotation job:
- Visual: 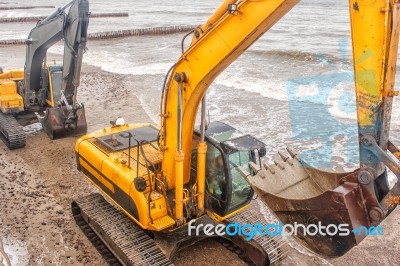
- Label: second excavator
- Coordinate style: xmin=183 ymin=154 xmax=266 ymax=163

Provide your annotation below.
xmin=0 ymin=0 xmax=89 ymax=149
xmin=72 ymin=0 xmax=400 ymax=265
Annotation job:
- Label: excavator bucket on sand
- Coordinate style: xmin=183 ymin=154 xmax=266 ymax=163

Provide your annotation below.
xmin=41 ymin=105 xmax=87 ymax=140
xmin=244 ymin=146 xmax=400 ymax=257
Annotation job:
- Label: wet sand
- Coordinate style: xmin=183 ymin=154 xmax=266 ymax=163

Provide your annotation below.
xmin=0 ymin=55 xmax=399 ymax=265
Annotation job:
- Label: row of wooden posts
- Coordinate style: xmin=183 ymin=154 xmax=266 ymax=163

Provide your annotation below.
xmin=0 ymin=12 xmax=129 ymax=23
xmin=0 ymin=5 xmax=55 ymax=10
xmin=0 ymin=25 xmax=196 ymax=46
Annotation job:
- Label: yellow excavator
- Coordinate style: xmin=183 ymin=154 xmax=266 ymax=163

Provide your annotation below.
xmin=0 ymin=0 xmax=89 ymax=149
xmin=72 ymin=0 xmax=400 ymax=265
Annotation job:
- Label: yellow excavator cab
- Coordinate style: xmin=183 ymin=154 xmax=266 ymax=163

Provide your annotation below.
xmin=0 ymin=69 xmax=24 ymax=114
xmin=0 ymin=67 xmax=24 ymax=80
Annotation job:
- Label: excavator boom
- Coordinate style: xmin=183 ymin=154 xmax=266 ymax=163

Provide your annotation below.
xmin=159 ymin=0 xmax=300 ymax=223
xmin=23 ymin=0 xmax=74 ymax=102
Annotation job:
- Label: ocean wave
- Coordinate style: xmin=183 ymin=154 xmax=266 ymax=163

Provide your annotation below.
xmin=0 ymin=11 xmax=35 ymax=18
xmin=214 ymin=68 xmax=359 ymax=122
xmin=141 ymin=10 xmax=212 ymax=16
xmin=247 ymin=49 xmax=351 ymax=65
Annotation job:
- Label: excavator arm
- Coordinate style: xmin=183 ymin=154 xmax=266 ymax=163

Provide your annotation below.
xmin=159 ymin=0 xmax=300 ymax=223
xmin=351 ymin=0 xmax=400 ymax=195
xmin=60 ymin=0 xmax=89 ymax=106
xmin=245 ymin=0 xmax=400 ymax=257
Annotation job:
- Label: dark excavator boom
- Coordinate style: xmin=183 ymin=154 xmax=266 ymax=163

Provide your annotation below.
xmin=23 ymin=1 xmax=73 ymax=101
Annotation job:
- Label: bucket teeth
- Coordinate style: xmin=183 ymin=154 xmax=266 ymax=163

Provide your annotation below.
xmin=279 ymin=150 xmax=294 ymax=166
xmin=286 ymin=146 xmax=297 ymax=158
xmin=247 ymin=149 xmax=313 ymax=197
xmin=262 ymin=162 xmax=277 ymax=175
xmin=238 ymin=166 xmax=251 ymax=179
xmin=249 ymin=162 xmax=261 ymax=173
xmin=250 ymin=147 xmax=310 ymax=185
xmin=273 ymin=155 xmax=285 ymax=170
xmin=278 ymin=150 xmax=289 ymax=161
xmin=259 ymin=171 xmax=266 ymax=179
xmin=268 ymin=164 xmax=276 ymax=174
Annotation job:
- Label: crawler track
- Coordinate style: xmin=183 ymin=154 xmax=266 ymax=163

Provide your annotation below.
xmin=71 ymin=193 xmax=174 ymax=266
xmin=0 ymin=113 xmax=26 ymax=149
xmin=72 ymin=193 xmax=287 ymax=266
xmin=72 ymin=211 xmax=122 ymax=266
xmin=226 ymin=210 xmax=289 ymax=265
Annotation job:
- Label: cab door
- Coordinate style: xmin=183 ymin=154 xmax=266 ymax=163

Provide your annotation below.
xmin=47 ymin=68 xmax=62 ymax=107
xmin=190 ymin=135 xmax=230 ymax=217
xmin=204 ymin=142 xmax=230 ymax=216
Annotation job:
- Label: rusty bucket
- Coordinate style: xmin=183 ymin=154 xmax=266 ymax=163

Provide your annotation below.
xmin=245 ymin=147 xmax=400 ymax=257
xmin=41 ymin=104 xmax=87 ymax=139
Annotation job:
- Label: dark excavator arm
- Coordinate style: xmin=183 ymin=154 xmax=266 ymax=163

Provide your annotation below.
xmin=23 ymin=0 xmax=89 ymax=107
xmin=60 ymin=0 xmax=89 ymax=106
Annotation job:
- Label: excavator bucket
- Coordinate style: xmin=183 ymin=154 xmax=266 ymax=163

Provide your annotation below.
xmin=245 ymin=147 xmax=400 ymax=257
xmin=41 ymin=105 xmax=87 ymax=140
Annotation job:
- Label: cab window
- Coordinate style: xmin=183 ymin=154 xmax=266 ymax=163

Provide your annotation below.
xmin=227 ymin=150 xmax=253 ymax=210
xmin=206 ymin=144 xmax=227 ymax=200
xmin=50 ymin=70 xmax=62 ymax=104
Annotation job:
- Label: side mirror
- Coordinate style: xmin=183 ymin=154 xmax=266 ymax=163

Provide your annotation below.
xmin=258 ymin=147 xmax=267 ymax=157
